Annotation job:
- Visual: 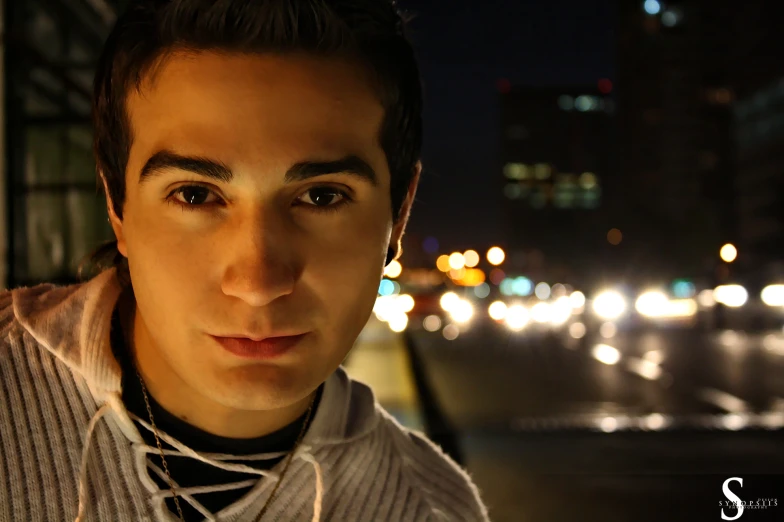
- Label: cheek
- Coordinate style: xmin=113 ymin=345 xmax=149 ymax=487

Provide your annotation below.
xmin=124 ymin=209 xmax=214 ymax=293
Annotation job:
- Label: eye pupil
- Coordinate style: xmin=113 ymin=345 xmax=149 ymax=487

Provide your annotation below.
xmin=182 ymin=187 xmax=209 ymax=205
xmin=309 ymin=188 xmax=337 ymax=206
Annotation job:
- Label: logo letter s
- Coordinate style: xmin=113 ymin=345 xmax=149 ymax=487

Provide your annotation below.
xmin=722 ymin=478 xmax=744 ymax=521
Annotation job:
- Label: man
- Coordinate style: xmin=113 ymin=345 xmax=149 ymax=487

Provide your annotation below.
xmin=0 ymin=1 xmax=490 ymax=521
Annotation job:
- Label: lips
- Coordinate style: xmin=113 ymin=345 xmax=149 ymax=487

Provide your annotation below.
xmin=211 ymin=334 xmax=307 ymax=359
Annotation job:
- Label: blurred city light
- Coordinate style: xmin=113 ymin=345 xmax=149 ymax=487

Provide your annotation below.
xmin=397 ymin=294 xmax=415 ymax=313
xmin=714 ymin=285 xmax=748 ymax=307
xmin=643 ymin=350 xmax=665 ymax=365
xmin=454 ymin=268 xmax=486 ymax=287
xmin=440 ymin=292 xmax=460 ymax=312
xmin=569 ymin=322 xmax=587 ymax=339
xmin=635 ymin=290 xmax=669 ymax=316
xmin=550 ymin=296 xmax=573 ymax=326
xmin=535 ymin=282 xmax=551 ymax=300
xmin=474 ymin=282 xmax=491 ymax=298
xmin=449 ymin=300 xmax=475 ymax=324
xmin=436 ymin=255 xmax=451 ymax=272
xmin=626 ymin=357 xmax=662 ymax=381
xmin=388 ymin=313 xmax=408 ymax=333
xmin=505 ymin=304 xmax=530 ymax=331
xmin=449 ymin=268 xmax=467 ymax=281
xmin=592 ymin=290 xmax=627 ymax=320
xmin=513 ymin=277 xmax=534 ymax=296
xmin=442 ymin=324 xmax=460 ymax=341
xmin=600 ymin=322 xmax=617 ymax=339
xmin=488 ymin=301 xmax=508 ymax=321
xmin=378 ymin=279 xmax=396 ymax=296
xmin=423 ymin=315 xmax=442 ymax=332
xmin=761 ymin=285 xmax=784 ymax=307
xmin=697 ymin=289 xmax=716 ymax=307
xmin=383 ymin=260 xmax=402 ymax=278
xmin=592 ymin=344 xmax=621 ymax=365
xmin=489 ymin=268 xmax=506 ymax=285
xmin=599 ymin=416 xmax=618 ymax=433
xmin=531 ymin=302 xmax=552 ymax=323
xmin=672 ymin=280 xmax=696 ymax=298
xmin=569 ymin=291 xmax=586 ymax=309
xmin=607 ymin=228 xmax=623 ymax=245
xmin=487 ymin=247 xmax=506 ymax=265
xmin=661 ymin=9 xmax=681 ymax=27
xmin=644 ymin=413 xmax=670 ymax=431
xmin=463 ymin=249 xmax=480 ymax=267
xmin=449 ymin=252 xmax=466 ymax=270
xmin=643 ymin=0 xmax=661 ymax=15
xmin=551 ymin=283 xmax=567 ymax=297
xmin=720 ymin=243 xmax=738 ymax=263
xmin=579 ymin=172 xmax=597 ymax=189
xmin=500 ymin=279 xmax=515 ymax=296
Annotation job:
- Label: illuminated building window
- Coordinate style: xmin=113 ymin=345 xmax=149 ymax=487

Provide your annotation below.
xmin=534 ymin=163 xmax=551 ymax=180
xmin=661 ymin=8 xmax=682 ymax=27
xmin=504 ymin=183 xmax=522 ymax=199
xmin=582 ymin=186 xmax=601 ymax=208
xmin=579 ymin=172 xmax=598 ymax=189
xmin=575 ymin=95 xmax=598 ymax=112
xmin=503 ymin=162 xmax=529 ymax=180
xmin=558 ymin=95 xmax=574 ymax=111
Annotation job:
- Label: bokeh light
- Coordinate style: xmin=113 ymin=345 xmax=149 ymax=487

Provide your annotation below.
xmin=378 ymin=279 xmax=395 ymax=296
xmin=535 ymin=282 xmax=551 ymax=300
xmin=383 ymin=260 xmax=402 ymax=278
xmin=720 ymin=243 xmax=737 ymax=263
xmin=487 ymin=247 xmax=506 ymax=265
xmin=449 ymin=252 xmax=466 ymax=270
xmin=423 ymin=315 xmax=442 ymax=332
xmin=463 ymin=249 xmax=480 ymax=268
xmin=488 ymin=301 xmax=508 ymax=321
xmin=436 ymin=255 xmax=451 ymax=272
xmin=474 ymin=283 xmax=491 ymax=298
xmin=443 ymin=324 xmax=460 ymax=340
xmin=607 ymin=228 xmax=623 ymax=245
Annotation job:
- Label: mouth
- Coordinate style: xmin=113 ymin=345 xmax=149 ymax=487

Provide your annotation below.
xmin=210 ymin=333 xmax=308 ymax=360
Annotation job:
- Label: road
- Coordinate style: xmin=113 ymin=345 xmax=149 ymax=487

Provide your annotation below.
xmin=407 ymin=319 xmax=784 ymax=522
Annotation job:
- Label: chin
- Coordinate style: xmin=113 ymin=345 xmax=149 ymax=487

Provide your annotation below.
xmin=205 ymin=363 xmax=313 ymax=411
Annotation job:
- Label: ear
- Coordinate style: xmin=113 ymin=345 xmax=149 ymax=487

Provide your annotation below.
xmin=389 ymin=161 xmax=422 ymax=260
xmin=100 ymin=172 xmax=129 ymax=258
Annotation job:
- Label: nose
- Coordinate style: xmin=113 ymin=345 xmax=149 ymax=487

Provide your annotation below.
xmin=220 ymin=218 xmax=299 ymax=307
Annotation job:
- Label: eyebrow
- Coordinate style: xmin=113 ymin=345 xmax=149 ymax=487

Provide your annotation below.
xmin=138 ymin=150 xmax=378 ymax=187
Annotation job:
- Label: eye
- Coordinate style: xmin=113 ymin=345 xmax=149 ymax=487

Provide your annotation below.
xmin=298 ymin=187 xmax=350 ymax=211
xmin=168 ymin=185 xmax=222 ymax=209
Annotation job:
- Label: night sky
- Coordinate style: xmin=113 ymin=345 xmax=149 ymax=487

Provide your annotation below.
xmin=398 ymin=0 xmax=616 ymax=252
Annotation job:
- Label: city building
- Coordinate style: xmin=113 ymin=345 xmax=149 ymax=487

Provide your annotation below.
xmin=499 ymin=83 xmax=617 ymax=288
xmin=615 ymin=0 xmax=736 ymax=284
xmin=733 ymin=78 xmax=784 ymax=286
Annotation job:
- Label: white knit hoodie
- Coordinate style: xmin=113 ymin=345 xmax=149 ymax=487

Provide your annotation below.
xmin=0 ymin=268 xmax=490 ymax=521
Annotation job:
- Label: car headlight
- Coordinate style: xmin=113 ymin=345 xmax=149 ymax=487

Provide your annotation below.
xmin=592 ymin=291 xmax=627 ymax=320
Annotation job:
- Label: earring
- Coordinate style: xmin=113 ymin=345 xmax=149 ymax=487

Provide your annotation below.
xmin=385 ymin=247 xmax=396 ymax=266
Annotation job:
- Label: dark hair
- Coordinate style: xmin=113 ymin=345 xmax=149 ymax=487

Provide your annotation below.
xmin=79 ymin=0 xmax=423 ymax=283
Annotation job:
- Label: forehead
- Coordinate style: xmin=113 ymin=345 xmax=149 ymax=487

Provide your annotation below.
xmin=125 ymin=51 xmax=387 ymax=177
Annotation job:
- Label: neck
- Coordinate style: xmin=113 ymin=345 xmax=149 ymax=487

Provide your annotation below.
xmin=117 ymin=291 xmax=315 ymax=439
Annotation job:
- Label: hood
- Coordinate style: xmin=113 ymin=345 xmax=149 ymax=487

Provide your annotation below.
xmin=11 ymin=267 xmax=381 ymax=447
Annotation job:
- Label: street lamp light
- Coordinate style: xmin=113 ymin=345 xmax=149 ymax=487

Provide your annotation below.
xmin=720 ymin=243 xmax=737 ymax=263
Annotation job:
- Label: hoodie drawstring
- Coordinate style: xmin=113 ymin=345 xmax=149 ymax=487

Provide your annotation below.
xmin=299 ymin=448 xmax=324 ymax=522
xmin=75 ymin=399 xmax=326 ymax=522
xmin=75 ymin=400 xmax=114 ymax=522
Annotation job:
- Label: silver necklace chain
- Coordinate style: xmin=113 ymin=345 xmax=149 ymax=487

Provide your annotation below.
xmin=135 ymin=370 xmax=315 ymax=521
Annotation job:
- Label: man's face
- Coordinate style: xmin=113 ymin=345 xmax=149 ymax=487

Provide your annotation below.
xmin=111 ymin=51 xmax=415 ymax=412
